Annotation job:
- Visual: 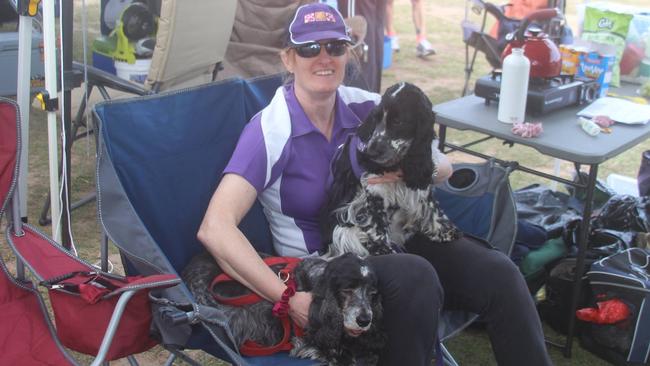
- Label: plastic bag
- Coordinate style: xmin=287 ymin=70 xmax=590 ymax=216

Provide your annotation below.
xmin=591 ymin=195 xmax=650 ymax=233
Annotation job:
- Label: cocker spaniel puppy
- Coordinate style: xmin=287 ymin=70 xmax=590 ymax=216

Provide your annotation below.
xmin=322 ymin=82 xmax=460 ymax=257
xmin=182 ymin=252 xmax=385 ymax=365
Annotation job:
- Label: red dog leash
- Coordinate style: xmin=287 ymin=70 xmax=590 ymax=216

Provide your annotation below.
xmin=210 ymin=257 xmax=304 ymax=356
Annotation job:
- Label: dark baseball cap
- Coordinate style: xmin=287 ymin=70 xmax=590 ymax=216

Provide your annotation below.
xmin=287 ymin=3 xmax=352 ymax=46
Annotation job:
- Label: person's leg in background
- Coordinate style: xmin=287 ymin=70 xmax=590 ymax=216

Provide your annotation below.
xmin=384 ymin=0 xmax=400 ymax=52
xmin=367 ymin=253 xmax=442 ymax=366
xmin=410 ymin=0 xmax=436 ymax=57
xmin=338 ymin=0 xmax=387 ymax=92
xmin=406 ymin=235 xmax=553 ymax=366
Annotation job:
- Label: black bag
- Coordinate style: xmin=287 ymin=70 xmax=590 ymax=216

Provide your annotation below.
xmin=581 ymin=248 xmax=650 ymax=366
xmin=537 ymin=257 xmax=595 ymax=335
xmin=591 ymin=195 xmax=650 ymax=233
xmin=637 ymin=150 xmax=650 ymax=197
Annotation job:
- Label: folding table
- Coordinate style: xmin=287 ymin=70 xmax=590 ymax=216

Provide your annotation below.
xmin=433 ymin=87 xmax=650 ymax=357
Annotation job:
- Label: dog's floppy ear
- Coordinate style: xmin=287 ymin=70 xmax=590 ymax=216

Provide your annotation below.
xmin=401 ymin=87 xmax=436 ymax=190
xmin=306 ymin=264 xmax=344 ymax=352
xmin=319 ymin=139 xmax=361 ymax=247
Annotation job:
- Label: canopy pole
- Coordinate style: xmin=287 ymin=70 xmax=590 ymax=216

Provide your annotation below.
xmin=16 ymin=14 xmax=33 ymax=222
xmin=42 ymin=0 xmax=61 ymax=242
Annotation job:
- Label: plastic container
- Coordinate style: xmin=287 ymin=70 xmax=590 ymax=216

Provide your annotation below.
xmin=114 ymin=58 xmax=151 ymax=84
xmin=606 ymin=173 xmax=639 ymax=197
xmin=383 ymin=36 xmax=392 ymax=69
xmin=92 ymin=51 xmax=116 ymax=75
xmin=0 ymin=32 xmax=45 ymax=96
xmin=498 ymin=48 xmax=530 ymax=124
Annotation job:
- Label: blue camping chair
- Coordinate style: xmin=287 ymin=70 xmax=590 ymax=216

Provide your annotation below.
xmin=94 ymin=74 xmax=315 ymax=365
xmin=93 ymin=75 xmax=518 ymax=365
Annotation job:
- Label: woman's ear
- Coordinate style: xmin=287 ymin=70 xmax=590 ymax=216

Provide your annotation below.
xmin=280 ymin=49 xmax=294 ymax=74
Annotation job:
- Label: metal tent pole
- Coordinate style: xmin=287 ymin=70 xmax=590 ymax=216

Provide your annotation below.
xmin=42 ymin=0 xmax=62 ymax=242
xmin=60 ymin=0 xmax=74 ymax=248
xmin=15 ymin=5 xmax=34 ymax=223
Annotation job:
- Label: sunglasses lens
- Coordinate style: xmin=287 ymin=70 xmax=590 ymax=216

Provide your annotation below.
xmin=295 ymin=43 xmax=321 ymax=58
xmin=294 ymin=41 xmax=348 ymax=58
xmin=325 ymin=41 xmax=347 ymax=56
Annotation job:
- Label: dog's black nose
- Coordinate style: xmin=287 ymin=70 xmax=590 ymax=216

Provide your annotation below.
xmin=356 ymin=314 xmax=371 ymax=328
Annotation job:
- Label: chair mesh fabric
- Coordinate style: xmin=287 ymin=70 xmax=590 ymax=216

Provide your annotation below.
xmin=434 ymin=160 xmax=517 ymax=342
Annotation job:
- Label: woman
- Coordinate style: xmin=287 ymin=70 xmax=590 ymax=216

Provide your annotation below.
xmin=198 ymin=3 xmax=551 ymax=365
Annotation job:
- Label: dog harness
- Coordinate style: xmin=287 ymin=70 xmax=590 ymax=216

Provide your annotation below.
xmin=210 ymin=257 xmax=304 ymax=356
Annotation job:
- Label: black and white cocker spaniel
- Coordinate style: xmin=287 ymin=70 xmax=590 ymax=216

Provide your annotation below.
xmin=182 ymin=252 xmax=385 ymax=365
xmin=322 ymin=82 xmax=460 ymax=257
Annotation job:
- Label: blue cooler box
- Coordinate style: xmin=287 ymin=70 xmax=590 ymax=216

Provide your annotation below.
xmin=0 ymin=32 xmax=45 ymax=96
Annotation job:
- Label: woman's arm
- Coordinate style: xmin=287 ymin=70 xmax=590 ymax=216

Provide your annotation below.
xmin=433 ymin=149 xmax=452 ymax=184
xmin=197 ymin=173 xmax=311 ymax=327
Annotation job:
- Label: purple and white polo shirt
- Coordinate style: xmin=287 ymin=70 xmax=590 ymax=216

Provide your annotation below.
xmin=224 ymin=83 xmax=379 ymax=257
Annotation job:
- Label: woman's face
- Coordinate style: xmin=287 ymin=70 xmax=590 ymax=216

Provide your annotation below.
xmin=282 ymin=40 xmax=349 ymax=98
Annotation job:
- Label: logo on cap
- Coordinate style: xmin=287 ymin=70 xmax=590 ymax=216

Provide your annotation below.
xmin=304 ymin=11 xmax=337 ymax=24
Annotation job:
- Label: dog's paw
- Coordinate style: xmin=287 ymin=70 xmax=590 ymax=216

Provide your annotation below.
xmin=290 ymin=338 xmax=324 ymax=361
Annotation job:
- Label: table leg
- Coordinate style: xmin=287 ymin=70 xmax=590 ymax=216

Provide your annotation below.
xmin=438 ymin=124 xmax=447 ymax=152
xmin=563 ymin=163 xmax=598 ymax=357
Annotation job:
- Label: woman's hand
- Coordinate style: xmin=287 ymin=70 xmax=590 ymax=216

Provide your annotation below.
xmin=288 ymin=291 xmax=312 ymax=328
xmin=366 ymin=170 xmax=403 ymax=185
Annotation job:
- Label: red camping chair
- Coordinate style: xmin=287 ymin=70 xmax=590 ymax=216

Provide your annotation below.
xmin=0 ymin=97 xmax=180 ymax=365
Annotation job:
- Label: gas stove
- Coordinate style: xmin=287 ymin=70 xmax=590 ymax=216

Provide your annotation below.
xmin=474 ymin=72 xmax=599 ymax=116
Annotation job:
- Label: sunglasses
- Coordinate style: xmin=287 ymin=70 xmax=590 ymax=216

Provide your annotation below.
xmin=293 ymin=41 xmax=348 ymax=58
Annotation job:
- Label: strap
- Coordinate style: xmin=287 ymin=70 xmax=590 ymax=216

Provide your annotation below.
xmin=240 ymin=317 xmax=293 ymax=356
xmin=209 ymin=256 xmax=304 ymax=356
xmin=211 ymin=257 xmax=302 ymax=306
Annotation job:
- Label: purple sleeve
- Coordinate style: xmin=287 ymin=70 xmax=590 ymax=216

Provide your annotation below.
xmin=223 ymin=116 xmax=268 ymax=193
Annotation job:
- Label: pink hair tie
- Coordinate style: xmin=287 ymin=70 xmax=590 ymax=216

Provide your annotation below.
xmin=511 ymin=122 xmax=543 ymax=138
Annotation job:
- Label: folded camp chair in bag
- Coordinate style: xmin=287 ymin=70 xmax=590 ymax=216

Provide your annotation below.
xmin=0 ymin=97 xmax=180 ymax=366
xmin=39 ymin=0 xmax=238 ymax=226
xmin=434 ymin=160 xmax=518 ymax=366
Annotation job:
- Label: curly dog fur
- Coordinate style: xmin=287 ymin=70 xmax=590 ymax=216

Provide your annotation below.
xmin=322 ymin=82 xmax=460 ymax=257
xmin=182 ymin=252 xmax=385 ymax=365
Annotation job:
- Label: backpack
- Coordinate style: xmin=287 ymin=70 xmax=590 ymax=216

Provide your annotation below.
xmin=580 ymin=248 xmax=650 ymax=366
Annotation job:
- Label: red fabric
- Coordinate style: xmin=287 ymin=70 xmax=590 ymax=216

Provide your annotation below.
xmin=0 ymin=269 xmax=72 ymax=365
xmin=10 ymin=227 xmax=179 ymax=361
xmin=11 ymin=228 xmax=89 ymax=279
xmin=47 ymin=271 xmax=178 ymax=360
xmin=576 ymin=298 xmax=631 ymax=324
xmin=0 ymin=101 xmax=17 ymax=212
xmin=489 ymin=0 xmax=552 ymax=38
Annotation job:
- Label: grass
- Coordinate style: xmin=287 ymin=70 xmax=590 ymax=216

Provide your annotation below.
xmin=2 ymin=0 xmax=649 ymax=364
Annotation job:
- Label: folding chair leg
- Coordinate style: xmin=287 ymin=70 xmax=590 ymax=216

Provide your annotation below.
xmin=90 ymin=291 xmax=137 ymax=366
xmin=127 ymin=355 xmax=139 ymax=366
xmin=166 ymin=347 xmax=203 ymax=366
xmin=441 ymin=343 xmax=459 ymax=366
xmin=164 ymin=353 xmax=176 ymax=366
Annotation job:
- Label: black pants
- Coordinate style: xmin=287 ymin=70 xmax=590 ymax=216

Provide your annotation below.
xmin=370 ymin=235 xmax=552 ymax=366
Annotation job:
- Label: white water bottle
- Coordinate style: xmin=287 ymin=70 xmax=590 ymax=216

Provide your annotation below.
xmin=497 ymin=48 xmax=530 ymax=124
